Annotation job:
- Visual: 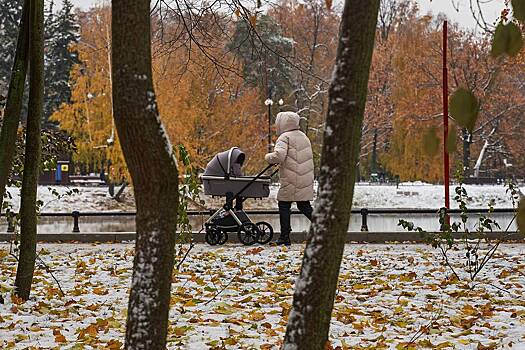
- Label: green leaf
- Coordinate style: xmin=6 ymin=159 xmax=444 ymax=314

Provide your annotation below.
xmin=513 ymin=0 xmax=525 ymax=21
xmin=422 ymin=127 xmax=440 ymax=157
xmin=446 ymin=125 xmax=457 ymax=154
xmin=492 ymin=22 xmax=523 ymax=58
xmin=449 ymin=88 xmax=479 ymax=132
xmin=507 ymin=22 xmax=523 ymax=56
xmin=492 ymin=23 xmax=508 ymax=57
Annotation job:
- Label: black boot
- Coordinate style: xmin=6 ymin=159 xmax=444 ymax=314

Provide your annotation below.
xmin=275 ymin=232 xmax=291 ymax=246
xmin=276 ymin=201 xmax=292 ymax=246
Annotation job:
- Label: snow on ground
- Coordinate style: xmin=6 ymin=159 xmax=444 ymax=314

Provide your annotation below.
xmin=4 ymin=182 xmax=523 ymax=213
xmin=354 ymin=182 xmax=525 ymax=209
xmin=1 ymin=243 xmax=525 ymax=349
xmin=4 ymin=186 xmax=135 ymax=213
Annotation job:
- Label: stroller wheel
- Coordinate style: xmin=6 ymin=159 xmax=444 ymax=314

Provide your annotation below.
xmin=255 ymin=221 xmax=274 ymax=244
xmin=205 ymin=228 xmax=220 ymax=245
xmin=237 ymin=223 xmax=259 ymax=246
xmin=218 ymin=230 xmax=228 ymax=245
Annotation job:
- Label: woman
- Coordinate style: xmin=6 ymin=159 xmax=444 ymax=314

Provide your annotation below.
xmin=265 ymin=111 xmax=314 ymax=246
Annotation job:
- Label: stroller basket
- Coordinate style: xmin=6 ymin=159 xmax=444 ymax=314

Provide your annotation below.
xmin=201 ymin=147 xmax=270 ymax=198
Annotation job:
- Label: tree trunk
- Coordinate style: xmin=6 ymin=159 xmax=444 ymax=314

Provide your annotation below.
xmin=283 ymin=1 xmax=380 ymax=349
xmin=474 ymin=127 xmax=496 ymax=178
xmin=462 ymin=128 xmax=471 ymax=175
xmin=0 ymin=0 xmax=30 ymax=213
xmin=474 ymin=139 xmax=489 ymax=178
xmin=111 ymin=1 xmax=179 ymax=349
xmin=14 ymin=0 xmax=44 ymax=301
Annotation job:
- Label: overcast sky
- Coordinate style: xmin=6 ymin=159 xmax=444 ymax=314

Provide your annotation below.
xmin=64 ymin=0 xmax=503 ymax=29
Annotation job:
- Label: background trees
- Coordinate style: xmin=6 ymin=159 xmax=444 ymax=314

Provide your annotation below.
xmin=380 ymin=15 xmax=525 ymax=181
xmin=0 ymin=0 xmax=24 ymax=95
xmin=50 ymin=6 xmax=125 ymax=179
xmin=43 ymin=0 xmax=525 ymax=182
xmin=0 ymin=0 xmax=79 ymax=123
xmin=43 ymin=0 xmax=79 ymax=123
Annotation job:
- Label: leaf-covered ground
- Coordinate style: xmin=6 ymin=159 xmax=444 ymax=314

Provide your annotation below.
xmin=1 ymin=243 xmax=524 ymax=349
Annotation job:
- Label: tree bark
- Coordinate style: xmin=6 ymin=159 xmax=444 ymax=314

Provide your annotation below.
xmin=111 ymin=1 xmax=179 ymax=349
xmin=0 ymin=0 xmax=30 ymax=213
xmin=283 ymin=1 xmax=380 ymax=349
xmin=14 ymin=0 xmax=44 ymax=301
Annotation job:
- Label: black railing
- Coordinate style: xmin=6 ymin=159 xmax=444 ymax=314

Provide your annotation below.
xmin=0 ymin=208 xmax=516 ymax=233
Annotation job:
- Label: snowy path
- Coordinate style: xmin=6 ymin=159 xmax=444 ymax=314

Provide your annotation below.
xmin=1 ymin=243 xmax=525 ymax=349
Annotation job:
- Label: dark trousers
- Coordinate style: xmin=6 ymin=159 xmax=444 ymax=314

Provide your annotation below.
xmin=278 ymin=201 xmax=313 ymax=237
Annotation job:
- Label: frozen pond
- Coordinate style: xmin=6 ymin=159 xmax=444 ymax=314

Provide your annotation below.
xmin=0 ymin=209 xmax=517 ymax=234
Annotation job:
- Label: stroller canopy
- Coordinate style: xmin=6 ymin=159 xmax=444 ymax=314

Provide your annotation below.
xmin=203 ymin=147 xmax=245 ymax=178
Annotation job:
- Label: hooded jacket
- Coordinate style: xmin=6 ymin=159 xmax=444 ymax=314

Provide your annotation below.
xmin=265 ymin=112 xmax=314 ymax=201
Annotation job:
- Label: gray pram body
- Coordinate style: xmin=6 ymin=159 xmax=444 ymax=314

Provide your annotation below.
xmin=202 ymin=147 xmax=270 ymax=198
xmin=201 ymin=147 xmax=274 ymax=246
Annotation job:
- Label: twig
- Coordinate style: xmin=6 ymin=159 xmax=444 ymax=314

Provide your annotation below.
xmin=8 ymin=246 xmax=65 ymax=297
xmin=203 ymin=270 xmax=239 ymax=306
xmin=176 ymin=242 xmax=195 ymax=271
xmin=470 ymin=212 xmax=518 ymax=282
xmin=484 ymin=282 xmax=513 ymax=295
xmin=35 ymin=254 xmax=65 ymax=297
xmin=405 ymin=302 xmax=444 ymax=347
xmin=438 ymin=244 xmax=461 ymax=281
xmin=202 ymin=254 xmax=242 ymax=306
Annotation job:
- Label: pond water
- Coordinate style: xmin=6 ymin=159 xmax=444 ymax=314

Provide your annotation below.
xmin=0 ymin=211 xmax=517 ymax=234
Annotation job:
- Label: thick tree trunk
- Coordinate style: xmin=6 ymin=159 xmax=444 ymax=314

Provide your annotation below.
xmin=0 ymin=0 xmax=30 ymax=213
xmin=14 ymin=0 xmax=44 ymax=301
xmin=111 ymin=1 xmax=179 ymax=349
xmin=283 ymin=1 xmax=380 ymax=349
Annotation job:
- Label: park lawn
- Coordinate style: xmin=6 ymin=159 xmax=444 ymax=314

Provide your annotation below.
xmin=0 ymin=243 xmax=524 ymax=349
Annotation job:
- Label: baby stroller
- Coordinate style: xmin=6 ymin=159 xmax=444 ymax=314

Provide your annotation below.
xmin=201 ymin=147 xmax=277 ymax=245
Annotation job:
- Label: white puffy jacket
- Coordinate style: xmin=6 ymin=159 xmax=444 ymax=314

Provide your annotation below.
xmin=265 ymin=112 xmax=314 ymax=202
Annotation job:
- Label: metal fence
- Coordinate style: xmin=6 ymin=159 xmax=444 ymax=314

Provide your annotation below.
xmin=0 ymin=208 xmax=516 ymax=233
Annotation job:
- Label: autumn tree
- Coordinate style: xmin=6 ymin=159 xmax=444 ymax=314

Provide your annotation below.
xmin=283 ymin=0 xmax=380 ymax=348
xmin=111 ymin=0 xmax=179 ymax=348
xmin=154 ymin=49 xmax=268 ymax=172
xmin=268 ymin=0 xmax=340 ymax=169
xmin=54 ymin=4 xmax=273 ymax=177
xmin=51 ymin=6 xmax=127 ymax=180
xmin=359 ymin=0 xmax=417 ymax=179
xmin=382 ymin=15 xmax=525 ymax=181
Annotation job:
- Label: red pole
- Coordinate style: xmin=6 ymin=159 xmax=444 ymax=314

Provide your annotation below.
xmin=443 ymin=21 xmax=450 ymax=212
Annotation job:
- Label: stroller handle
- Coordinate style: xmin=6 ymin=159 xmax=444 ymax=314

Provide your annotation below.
xmin=231 ymin=163 xmax=277 ymax=202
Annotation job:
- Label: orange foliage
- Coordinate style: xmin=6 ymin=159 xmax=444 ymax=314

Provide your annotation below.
xmin=153 ymin=49 xmax=268 ymax=173
xmin=52 ymin=5 xmax=269 ymax=179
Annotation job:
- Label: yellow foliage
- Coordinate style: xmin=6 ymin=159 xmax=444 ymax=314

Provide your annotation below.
xmin=52 ymin=5 xmax=269 ymax=181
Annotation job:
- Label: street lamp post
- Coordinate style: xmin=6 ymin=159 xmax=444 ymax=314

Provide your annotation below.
xmin=264 ymin=98 xmax=274 ymax=153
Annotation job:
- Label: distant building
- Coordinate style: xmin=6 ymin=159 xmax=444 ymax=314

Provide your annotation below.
xmin=40 ymin=160 xmax=71 ymax=185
